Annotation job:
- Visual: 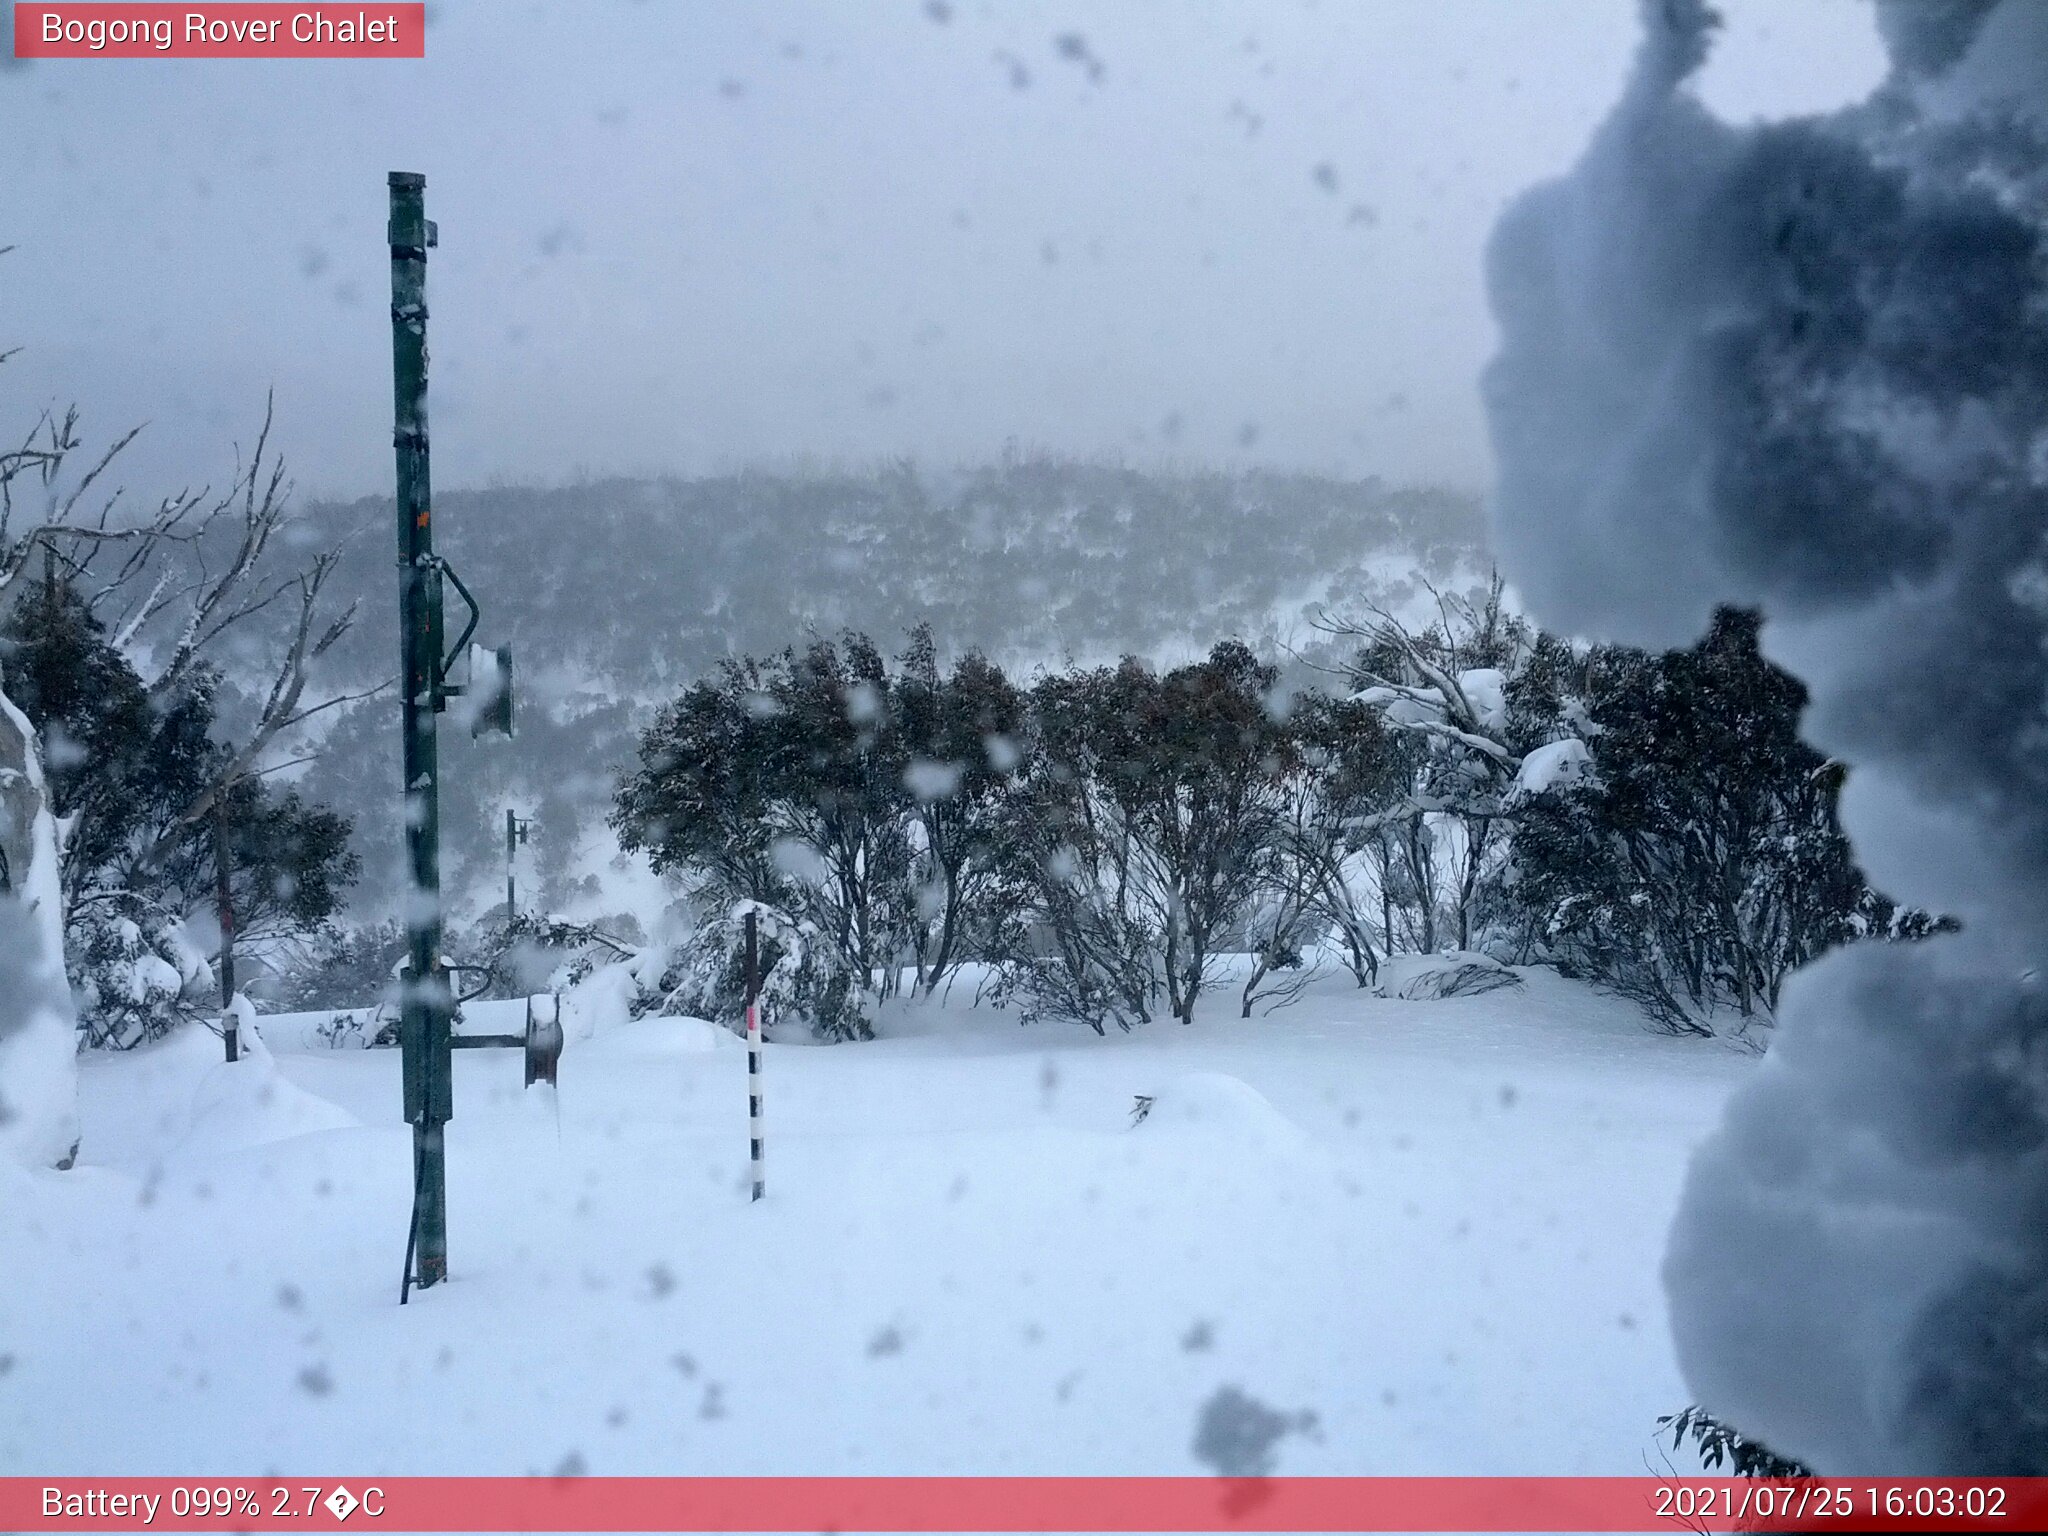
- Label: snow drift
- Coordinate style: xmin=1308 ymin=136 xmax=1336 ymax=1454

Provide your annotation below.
xmin=1484 ymin=0 xmax=2048 ymax=1473
xmin=154 ymin=1013 xmax=361 ymax=1164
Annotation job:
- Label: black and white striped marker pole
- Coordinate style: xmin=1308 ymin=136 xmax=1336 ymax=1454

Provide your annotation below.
xmin=745 ymin=910 xmax=764 ymax=1202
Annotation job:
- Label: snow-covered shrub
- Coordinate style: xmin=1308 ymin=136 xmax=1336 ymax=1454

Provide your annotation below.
xmin=171 ymin=1032 xmax=359 ymax=1162
xmin=1336 ymin=574 xmax=1538 ymax=959
xmin=1507 ymin=610 xmax=1939 ymax=1036
xmin=1373 ymin=950 xmax=1523 ymax=1001
xmin=311 ymin=1008 xmax=394 ymax=1049
xmin=1241 ymin=691 xmax=1407 ymax=1005
xmin=67 ymin=897 xmax=211 ymax=1050
xmin=556 ymin=950 xmax=646 ymax=1042
xmin=3 ymin=574 xmax=357 ymax=1046
xmin=640 ymin=900 xmax=869 ymax=1041
xmin=473 ymin=911 xmax=635 ymax=999
xmin=540 ymin=899 xmax=869 ymax=1042
xmin=613 ymin=633 xmax=922 ymax=1024
xmin=272 ymin=919 xmax=407 ymax=1012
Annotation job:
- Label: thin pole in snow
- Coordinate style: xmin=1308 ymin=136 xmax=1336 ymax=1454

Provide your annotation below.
xmin=745 ymin=910 xmax=764 ymax=1202
xmin=216 ymin=799 xmax=237 ymax=1064
xmin=504 ymin=808 xmax=533 ymax=922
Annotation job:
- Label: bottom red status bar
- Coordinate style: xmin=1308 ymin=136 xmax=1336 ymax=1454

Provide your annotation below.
xmin=8 ymin=1476 xmax=2044 ymax=1533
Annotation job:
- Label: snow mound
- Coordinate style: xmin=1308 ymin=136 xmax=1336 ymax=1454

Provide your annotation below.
xmin=1374 ymin=951 xmax=1525 ymax=1001
xmin=560 ymin=961 xmax=642 ymax=1042
xmin=257 ymin=1007 xmax=391 ymax=1052
xmin=1353 ymin=684 xmax=1438 ymax=727
xmin=1510 ymin=737 xmax=1593 ymax=800
xmin=1135 ymin=1072 xmax=1308 ymax=1153
xmin=1457 ymin=667 xmax=1508 ymax=732
xmin=578 ymin=1013 xmax=726 ymax=1062
xmin=170 ymin=1053 xmax=358 ymax=1162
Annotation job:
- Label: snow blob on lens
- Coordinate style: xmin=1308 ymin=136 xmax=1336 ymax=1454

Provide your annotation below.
xmin=903 ymin=758 xmax=963 ymax=804
xmin=1483 ymin=0 xmax=2048 ymax=1474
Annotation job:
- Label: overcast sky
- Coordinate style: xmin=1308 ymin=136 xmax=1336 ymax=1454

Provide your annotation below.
xmin=2 ymin=0 xmax=1886 ymax=501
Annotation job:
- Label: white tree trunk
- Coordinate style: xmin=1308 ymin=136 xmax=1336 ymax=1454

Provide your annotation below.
xmin=0 ymin=683 xmax=80 ymax=1170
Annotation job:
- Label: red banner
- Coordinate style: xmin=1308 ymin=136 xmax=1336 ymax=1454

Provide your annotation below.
xmin=3 ymin=1477 xmax=2045 ymax=1532
xmin=12 ymin=4 xmax=424 ymax=58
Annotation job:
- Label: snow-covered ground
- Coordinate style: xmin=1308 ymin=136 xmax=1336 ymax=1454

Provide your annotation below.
xmin=0 ymin=966 xmax=1752 ymax=1479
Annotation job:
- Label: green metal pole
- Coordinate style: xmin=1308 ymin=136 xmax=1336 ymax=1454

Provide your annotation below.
xmin=389 ymin=170 xmax=452 ymax=1290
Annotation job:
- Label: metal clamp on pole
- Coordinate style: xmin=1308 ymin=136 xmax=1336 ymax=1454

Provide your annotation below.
xmin=504 ymin=809 xmax=534 ymax=919
xmin=525 ymin=994 xmax=563 ymax=1088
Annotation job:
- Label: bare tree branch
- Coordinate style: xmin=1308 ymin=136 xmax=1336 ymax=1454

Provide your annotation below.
xmin=3 ymin=366 xmax=361 ymax=894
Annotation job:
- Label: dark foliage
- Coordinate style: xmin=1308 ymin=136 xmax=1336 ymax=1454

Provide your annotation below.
xmin=1658 ymin=1404 xmax=1816 ymax=1479
xmin=1508 ymin=609 xmax=1937 ymax=1035
xmin=613 ymin=601 xmax=1931 ymax=1042
xmin=269 ymin=918 xmax=407 ymax=1014
xmin=2 ymin=578 xmax=358 ymax=1043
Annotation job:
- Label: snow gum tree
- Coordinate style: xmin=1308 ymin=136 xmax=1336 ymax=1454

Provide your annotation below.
xmin=616 ymin=629 xmax=1029 ymax=1036
xmin=988 ymin=661 xmax=1163 ymax=1033
xmin=615 ymin=604 xmax=1921 ymax=1044
xmin=1240 ymin=691 xmax=1404 ymax=1010
xmin=1329 ymin=576 xmax=1543 ymax=956
xmin=4 ymin=294 xmax=360 ymax=1089
xmin=891 ymin=626 xmax=1030 ymax=995
xmin=1119 ymin=642 xmax=1296 ymax=1024
xmin=979 ymin=641 xmax=1300 ymax=1029
xmin=1322 ymin=579 xmax=1929 ymax=1040
xmin=1508 ymin=608 xmax=1937 ymax=1037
